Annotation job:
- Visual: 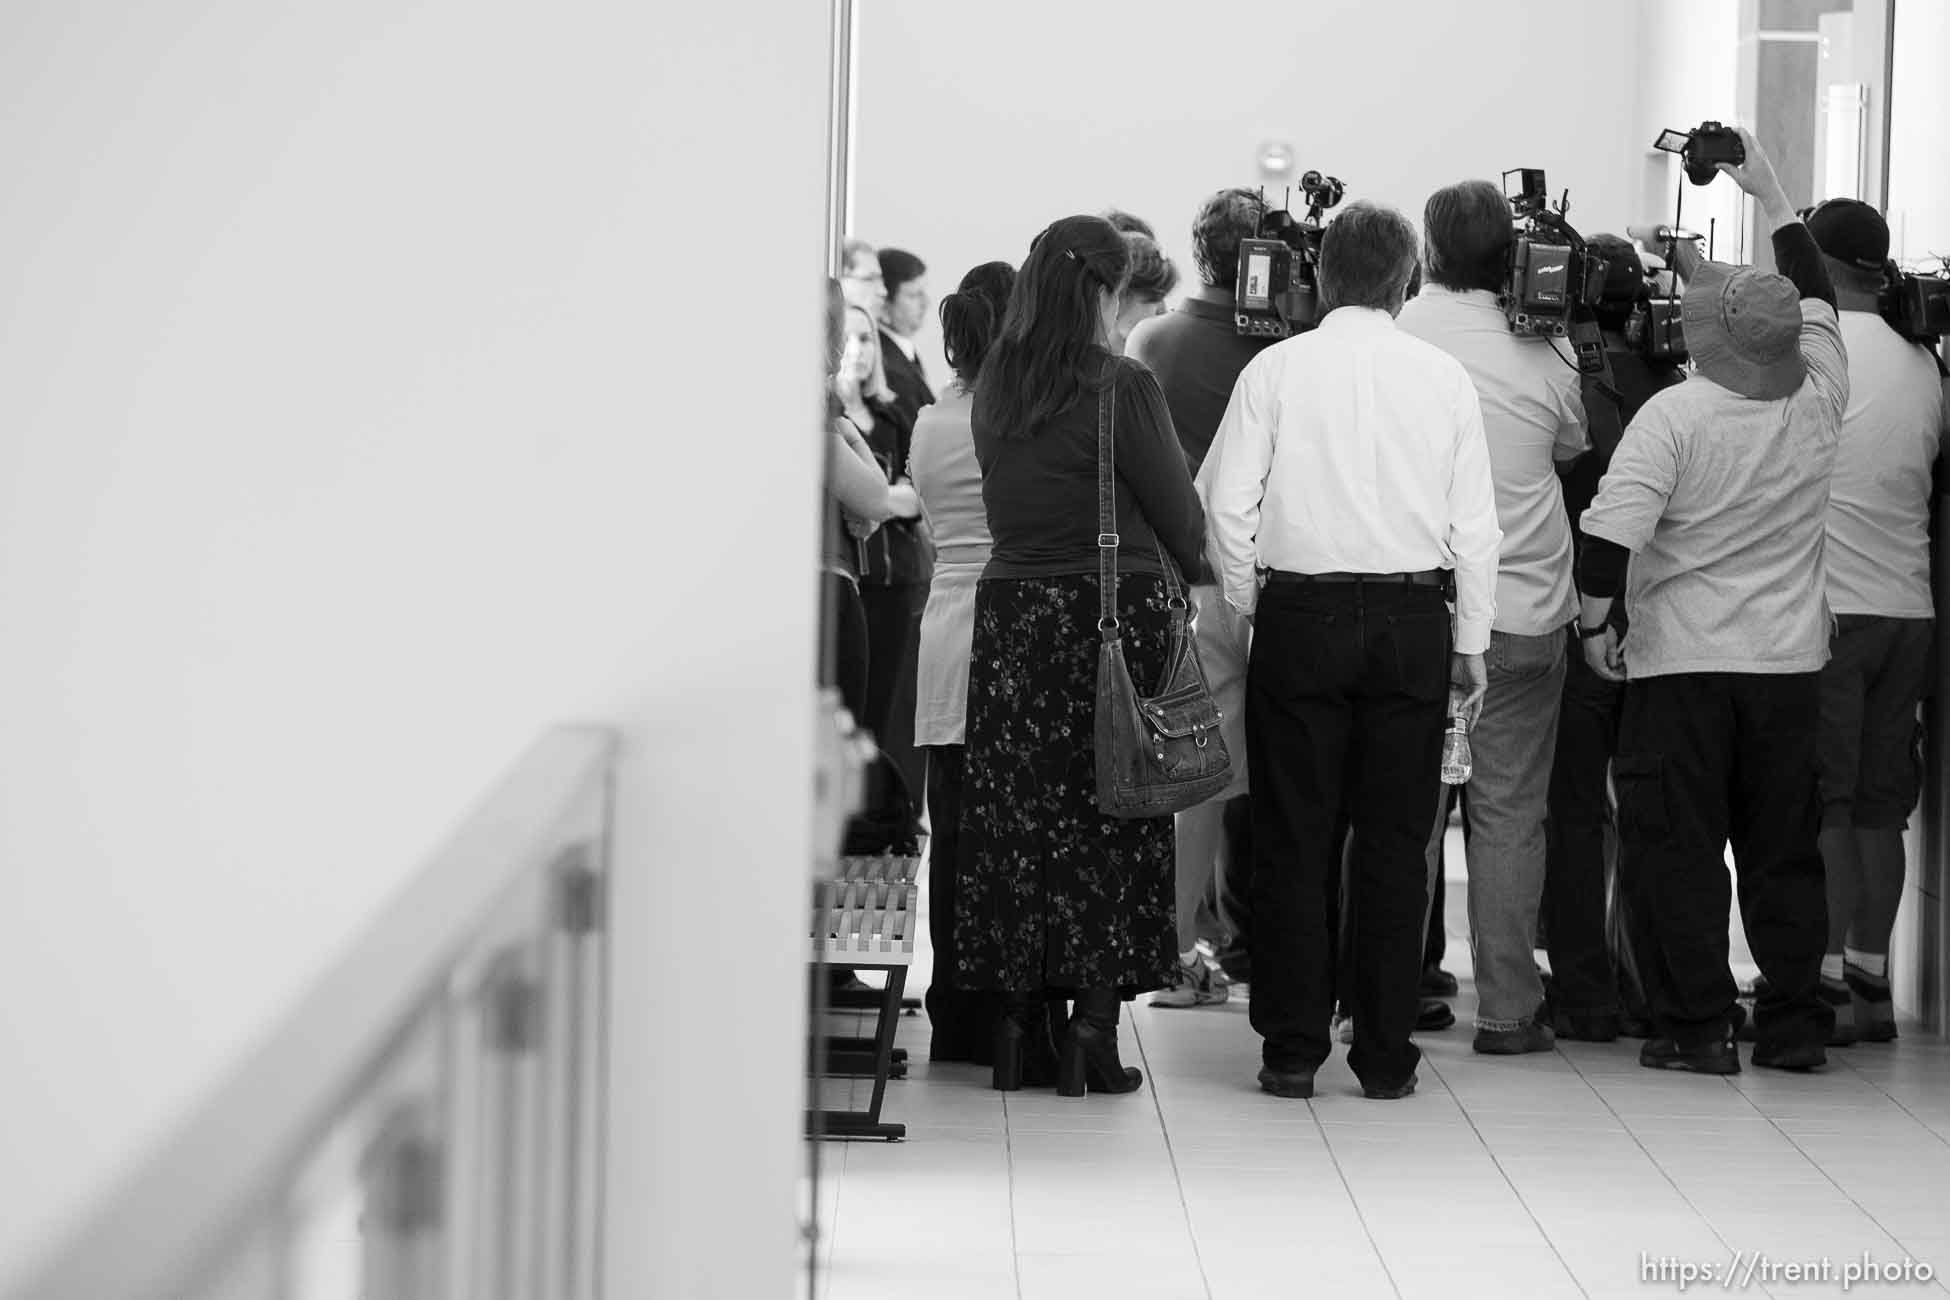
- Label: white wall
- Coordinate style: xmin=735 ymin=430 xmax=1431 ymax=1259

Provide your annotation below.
xmin=0 ymin=4 xmax=827 ymax=1298
xmin=854 ymin=0 xmax=1662 ymax=379
xmin=1886 ymin=0 xmax=1950 ymax=265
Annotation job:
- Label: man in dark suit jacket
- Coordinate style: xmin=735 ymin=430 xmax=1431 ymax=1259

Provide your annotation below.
xmin=877 ymin=247 xmax=935 ymax=425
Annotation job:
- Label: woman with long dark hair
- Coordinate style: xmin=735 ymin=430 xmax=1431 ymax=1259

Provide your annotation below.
xmin=911 ymin=261 xmax=1015 ymax=1064
xmin=960 ymin=215 xmax=1205 ymax=1096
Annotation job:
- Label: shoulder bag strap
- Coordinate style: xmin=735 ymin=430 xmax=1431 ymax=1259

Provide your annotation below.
xmin=1097 ymin=379 xmax=1120 ymax=642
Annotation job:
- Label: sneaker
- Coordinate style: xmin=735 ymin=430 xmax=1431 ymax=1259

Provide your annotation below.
xmin=1151 ymin=953 xmax=1228 ymax=1008
xmin=1844 ymin=962 xmax=1898 ymax=1042
xmin=1472 ymin=1021 xmax=1556 ymax=1055
xmin=1258 ymin=1064 xmax=1316 ymax=1099
xmin=1819 ymin=978 xmax=1857 ymax=1047
xmin=1363 ymin=1072 xmax=1418 ymax=1100
xmin=1751 ymin=1039 xmax=1827 ymax=1071
xmin=1552 ymin=1010 xmax=1622 ymax=1043
xmin=1640 ymin=1035 xmax=1741 ymax=1075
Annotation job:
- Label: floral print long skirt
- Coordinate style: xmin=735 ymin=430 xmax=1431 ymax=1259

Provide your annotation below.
xmin=955 ymin=572 xmax=1178 ymax=993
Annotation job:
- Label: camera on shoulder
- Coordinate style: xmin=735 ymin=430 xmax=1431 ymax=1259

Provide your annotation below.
xmin=1234 ymin=171 xmax=1346 ymax=339
xmin=1881 ymin=257 xmax=1950 ymax=342
xmin=1499 ymin=168 xmax=1610 ymax=377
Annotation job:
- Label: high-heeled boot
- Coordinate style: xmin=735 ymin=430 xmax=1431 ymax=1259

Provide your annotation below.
xmin=1057 ymin=988 xmax=1143 ymax=1097
xmin=991 ymin=991 xmax=1059 ymax=1091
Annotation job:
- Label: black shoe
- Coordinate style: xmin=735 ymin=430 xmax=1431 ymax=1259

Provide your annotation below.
xmin=991 ymin=993 xmax=1059 ymax=1091
xmin=1473 ymin=1021 xmax=1556 ymax=1055
xmin=1617 ymin=1013 xmax=1654 ymax=1039
xmin=1363 ymin=1072 xmax=1418 ymax=1100
xmin=1416 ymin=999 xmax=1456 ymax=1032
xmin=1552 ymin=1010 xmax=1621 ymax=1043
xmin=1056 ymin=989 xmax=1143 ymax=1097
xmin=1257 ymin=1065 xmax=1316 ymax=1099
xmin=1751 ymin=1040 xmax=1827 ymax=1071
xmin=1419 ymin=964 xmax=1459 ymax=997
xmin=1639 ymin=1036 xmax=1741 ymax=1075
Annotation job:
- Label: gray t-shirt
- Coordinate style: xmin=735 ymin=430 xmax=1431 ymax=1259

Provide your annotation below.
xmin=1826 ymin=311 xmax=1944 ymax=618
xmin=1580 ymin=300 xmax=1849 ymax=678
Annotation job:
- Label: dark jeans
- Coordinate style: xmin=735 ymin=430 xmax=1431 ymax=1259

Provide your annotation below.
xmin=1248 ymin=581 xmax=1449 ymax=1089
xmin=862 ymin=581 xmax=928 ymax=801
xmin=1214 ymin=795 xmax=1254 ymax=974
xmin=1614 ymin=672 xmax=1833 ymax=1051
xmin=824 ymin=572 xmax=870 ymax=723
xmin=923 ymin=744 xmax=994 ymax=1058
xmin=1544 ymin=626 xmax=1624 ymax=1014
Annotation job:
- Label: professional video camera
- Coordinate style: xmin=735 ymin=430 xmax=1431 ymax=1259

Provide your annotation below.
xmin=1234 ymin=170 xmax=1346 ymax=338
xmin=1882 ymin=256 xmax=1950 ymax=342
xmin=1626 ymin=295 xmax=1687 ymax=365
xmin=1500 ymin=169 xmax=1609 ymax=375
xmin=1654 ymin=121 xmax=1746 ymax=186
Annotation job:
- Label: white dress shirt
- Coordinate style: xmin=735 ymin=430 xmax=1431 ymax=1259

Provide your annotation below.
xmin=1197 ymin=306 xmax=1503 ymax=654
xmin=1396 ymin=286 xmax=1588 ymax=635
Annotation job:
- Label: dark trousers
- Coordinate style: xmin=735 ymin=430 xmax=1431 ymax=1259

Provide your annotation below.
xmin=823 ymin=573 xmax=871 ymax=723
xmin=1544 ymin=627 xmax=1624 ymax=1014
xmin=923 ymin=744 xmax=994 ymax=1057
xmin=1614 ymin=672 xmax=1833 ymax=1051
xmin=1248 ymin=581 xmax=1449 ymax=1088
xmin=862 ymin=581 xmax=928 ymax=800
xmin=1213 ymin=795 xmax=1254 ymax=974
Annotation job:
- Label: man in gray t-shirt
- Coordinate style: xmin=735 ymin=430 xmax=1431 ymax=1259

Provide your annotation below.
xmin=1574 ymin=127 xmax=1843 ymax=1076
xmin=1803 ymin=198 xmax=1948 ymax=1046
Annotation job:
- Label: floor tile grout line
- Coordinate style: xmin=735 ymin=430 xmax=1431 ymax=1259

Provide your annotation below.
xmin=1304 ymin=1078 xmax=1406 ymax=1299
xmin=1554 ymin=1046 xmax=1783 ymax=1300
xmin=1713 ymin=1055 xmax=1945 ymax=1267
xmin=1129 ymin=1011 xmax=1217 ymax=1300
xmin=1415 ymin=1045 xmax=1593 ymax=1299
xmin=1006 ymin=1131 xmax=1027 ymax=1300
xmin=1826 ymin=1043 xmax=1950 ymax=1152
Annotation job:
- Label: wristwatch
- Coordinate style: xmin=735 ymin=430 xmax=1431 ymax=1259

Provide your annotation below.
xmin=1577 ymin=623 xmax=1611 ymax=640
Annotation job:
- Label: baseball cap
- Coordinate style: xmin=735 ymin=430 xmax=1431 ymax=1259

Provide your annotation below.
xmin=1681 ymin=261 xmax=1807 ymax=401
xmin=1805 ymin=199 xmax=1890 ymax=271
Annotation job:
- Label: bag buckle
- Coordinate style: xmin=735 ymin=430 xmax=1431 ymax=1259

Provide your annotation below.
xmin=1097 ymin=533 xmax=1120 ymax=548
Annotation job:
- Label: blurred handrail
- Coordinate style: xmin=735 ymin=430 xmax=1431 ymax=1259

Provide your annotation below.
xmin=5 ymin=724 xmax=618 ymax=1300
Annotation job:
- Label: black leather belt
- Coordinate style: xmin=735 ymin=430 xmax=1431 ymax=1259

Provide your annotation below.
xmin=1266 ymin=569 xmax=1448 ymax=588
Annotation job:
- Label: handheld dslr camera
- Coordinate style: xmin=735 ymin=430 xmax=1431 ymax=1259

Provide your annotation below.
xmin=1627 ymin=296 xmax=1687 ymax=365
xmin=1501 ymin=169 xmax=1609 ymax=375
xmin=1882 ymin=257 xmax=1950 ymax=342
xmin=1234 ymin=170 xmax=1347 ymax=338
xmin=1654 ymin=121 xmax=1746 ymax=186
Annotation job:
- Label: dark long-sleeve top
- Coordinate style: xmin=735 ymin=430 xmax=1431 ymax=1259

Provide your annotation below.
xmin=1578 ymin=221 xmax=1838 ymax=599
xmin=972 ymin=353 xmax=1206 ymax=581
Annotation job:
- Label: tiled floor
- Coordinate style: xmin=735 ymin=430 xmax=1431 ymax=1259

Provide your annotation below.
xmin=811 ymin=842 xmax=1950 ymax=1300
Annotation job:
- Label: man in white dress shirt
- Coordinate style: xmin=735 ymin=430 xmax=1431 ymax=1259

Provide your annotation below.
xmin=1201 ymin=201 xmax=1502 ymax=1100
xmin=1397 ymin=180 xmax=1590 ymax=1056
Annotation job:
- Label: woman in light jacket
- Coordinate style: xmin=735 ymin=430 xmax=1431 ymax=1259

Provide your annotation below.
xmin=910 ymin=260 xmax=1015 ymax=1065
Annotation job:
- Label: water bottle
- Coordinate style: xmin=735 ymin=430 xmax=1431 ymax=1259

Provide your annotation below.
xmin=1440 ymin=687 xmax=1473 ymax=786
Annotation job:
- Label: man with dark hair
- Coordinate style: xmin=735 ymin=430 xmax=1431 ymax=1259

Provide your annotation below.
xmin=1203 ymin=199 xmax=1502 ymax=1101
xmin=1799 ymin=198 xmax=1946 ymax=1044
xmin=1127 ymin=188 xmax=1273 ymax=1007
xmin=1577 ymin=127 xmax=1843 ymax=1075
xmin=877 ymin=247 xmax=935 ymax=425
xmin=1542 ymin=233 xmax=1686 ymax=1042
xmin=1399 ymin=178 xmax=1590 ymax=1057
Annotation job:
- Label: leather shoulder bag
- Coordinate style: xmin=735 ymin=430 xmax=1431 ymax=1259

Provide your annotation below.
xmin=1093 ymin=378 xmax=1232 ymax=818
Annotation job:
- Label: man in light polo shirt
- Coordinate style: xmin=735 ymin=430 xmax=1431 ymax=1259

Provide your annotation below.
xmin=1804 ymin=198 xmax=1947 ymax=1044
xmin=1398 ymin=179 xmax=1590 ymax=1056
xmin=1576 ymin=126 xmax=1843 ymax=1074
xmin=1129 ymin=187 xmax=1277 ymax=1006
